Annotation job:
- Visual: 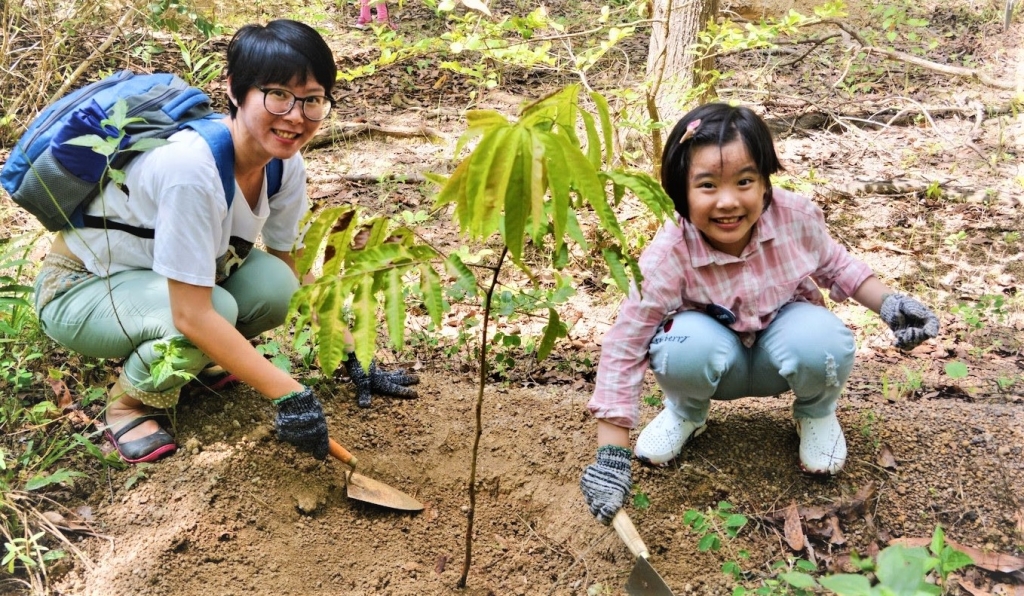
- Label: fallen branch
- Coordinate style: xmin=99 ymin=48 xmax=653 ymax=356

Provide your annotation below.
xmin=832 ymin=20 xmax=1018 ymax=91
xmin=307 ymin=121 xmax=444 ymax=149
xmin=316 ymin=172 xmax=427 ymax=184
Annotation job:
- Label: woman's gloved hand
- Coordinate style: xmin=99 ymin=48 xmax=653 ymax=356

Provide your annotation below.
xmin=579 ymin=445 xmax=633 ymax=525
xmin=344 ymin=353 xmax=419 ymax=408
xmin=880 ymin=294 xmax=940 ymax=350
xmin=274 ymin=387 xmax=329 ymax=459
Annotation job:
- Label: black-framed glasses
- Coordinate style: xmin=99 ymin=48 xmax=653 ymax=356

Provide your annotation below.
xmin=257 ymin=86 xmax=334 ymax=121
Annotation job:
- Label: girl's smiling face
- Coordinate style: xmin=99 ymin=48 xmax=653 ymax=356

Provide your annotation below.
xmin=687 ymin=139 xmax=768 ymax=256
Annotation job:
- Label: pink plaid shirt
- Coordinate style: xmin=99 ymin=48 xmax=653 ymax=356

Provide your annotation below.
xmin=587 ymin=189 xmax=874 ymax=428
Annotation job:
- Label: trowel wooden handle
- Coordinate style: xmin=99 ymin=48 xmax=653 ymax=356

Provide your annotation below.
xmin=612 ymin=509 xmax=650 ymax=559
xmin=328 ymin=438 xmax=359 ymax=468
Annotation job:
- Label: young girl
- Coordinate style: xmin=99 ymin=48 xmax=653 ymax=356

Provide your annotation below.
xmin=33 ymin=20 xmax=415 ymax=465
xmin=579 ymin=103 xmax=939 ymax=525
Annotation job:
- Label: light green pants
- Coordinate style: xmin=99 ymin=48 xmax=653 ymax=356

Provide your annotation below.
xmin=35 ymin=250 xmax=298 ymax=407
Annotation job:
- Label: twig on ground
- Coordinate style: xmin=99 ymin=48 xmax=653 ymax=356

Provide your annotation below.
xmin=306 ymin=122 xmax=444 ymax=149
xmin=831 ymin=20 xmax=1018 ymax=90
xmin=316 ymin=173 xmax=427 ymax=185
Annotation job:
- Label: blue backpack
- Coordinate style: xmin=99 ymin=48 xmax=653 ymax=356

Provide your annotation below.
xmin=0 ymin=70 xmax=282 ymax=238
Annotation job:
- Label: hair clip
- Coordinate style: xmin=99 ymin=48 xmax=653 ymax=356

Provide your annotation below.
xmin=679 ymin=118 xmax=701 ymax=144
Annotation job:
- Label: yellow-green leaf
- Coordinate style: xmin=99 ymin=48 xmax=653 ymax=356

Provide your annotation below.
xmin=351 ymin=279 xmax=377 ymax=371
xmin=602 ymin=247 xmax=631 ymax=294
xmin=589 ymin=90 xmax=614 ymax=167
xmin=383 ymin=267 xmax=406 ymax=349
xmin=297 ymin=205 xmax=349 ymax=275
xmin=503 ymin=130 xmax=529 ymax=261
xmin=580 ymin=109 xmax=601 ymax=169
xmin=601 ymin=170 xmax=676 ymax=222
xmin=315 ymin=280 xmax=352 ymax=375
xmin=537 ymin=130 xmax=570 ymax=253
xmin=419 ymin=263 xmax=443 ymax=327
xmin=465 ymin=125 xmax=512 ymax=238
xmin=557 ymin=135 xmax=625 ymax=246
xmin=537 ymin=307 xmax=567 ymax=360
xmin=444 ymin=253 xmax=479 ymax=298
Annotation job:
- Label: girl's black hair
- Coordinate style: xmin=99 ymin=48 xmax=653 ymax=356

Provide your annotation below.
xmin=226 ymin=19 xmax=337 ymax=118
xmin=661 ymin=103 xmax=782 ymax=220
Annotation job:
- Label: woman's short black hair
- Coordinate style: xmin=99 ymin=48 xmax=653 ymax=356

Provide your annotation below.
xmin=226 ymin=19 xmax=337 ymax=118
xmin=660 ymin=103 xmax=782 ymax=220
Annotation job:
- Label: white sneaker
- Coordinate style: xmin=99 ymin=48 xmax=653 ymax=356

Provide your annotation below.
xmin=794 ymin=413 xmax=847 ymax=474
xmin=634 ymin=408 xmax=706 ymax=466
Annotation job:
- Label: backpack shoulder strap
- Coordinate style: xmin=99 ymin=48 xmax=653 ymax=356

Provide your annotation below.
xmin=266 ymin=157 xmax=284 ymax=197
xmin=184 ymin=117 xmax=236 ymax=208
xmin=186 ymin=118 xmax=285 ymax=201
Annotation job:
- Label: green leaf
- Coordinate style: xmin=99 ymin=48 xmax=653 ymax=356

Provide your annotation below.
xmin=433 ymin=157 xmax=471 ymax=213
xmin=315 ymin=281 xmax=352 ymax=375
xmin=818 ymin=574 xmax=873 ymax=596
xmin=580 ymin=108 xmax=601 ymax=169
xmin=602 ymin=248 xmax=631 ymax=294
xmin=697 ymin=534 xmax=720 ymax=552
xmin=465 ymin=124 xmax=513 ymax=239
xmin=351 ymin=279 xmax=377 ymax=371
xmin=538 ymin=130 xmax=570 ymax=255
xmin=383 ymin=267 xmax=406 ymax=349
xmin=601 ymin=170 xmax=675 ymax=222
xmin=419 ymin=263 xmax=444 ymax=328
xmin=778 ymin=572 xmax=818 ymax=589
xmin=557 ymin=134 xmax=625 ymax=246
xmin=128 ymin=138 xmax=170 ymax=152
xmin=445 ymin=253 xmax=479 ymax=298
xmin=929 ymin=525 xmax=945 ymax=556
xmin=297 ymin=205 xmax=349 ymax=275
xmin=724 ymin=513 xmax=748 ymax=532
xmin=537 ymin=307 xmax=567 ymax=360
xmin=589 ymin=90 xmax=614 ymax=167
xmin=25 ymin=469 xmax=87 ymax=491
xmin=503 ymin=129 xmax=529 ymax=261
xmin=875 ymin=545 xmax=931 ymax=595
xmin=456 ymin=109 xmax=510 ymax=155
xmin=944 ymin=361 xmax=968 ymax=379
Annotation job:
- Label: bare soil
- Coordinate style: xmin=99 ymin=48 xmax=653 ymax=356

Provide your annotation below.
xmin=2 ymin=0 xmax=1023 ymax=595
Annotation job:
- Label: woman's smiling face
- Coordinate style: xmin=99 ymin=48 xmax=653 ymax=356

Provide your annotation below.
xmin=231 ymin=74 xmax=326 ymax=162
xmin=686 ymin=139 xmax=768 ymax=256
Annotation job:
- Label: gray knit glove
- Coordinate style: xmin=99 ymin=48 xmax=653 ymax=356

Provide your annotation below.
xmin=580 ymin=445 xmax=633 ymax=525
xmin=879 ymin=294 xmax=940 ymax=350
xmin=343 ymin=353 xmax=419 ymax=408
xmin=274 ymin=387 xmax=329 ymax=459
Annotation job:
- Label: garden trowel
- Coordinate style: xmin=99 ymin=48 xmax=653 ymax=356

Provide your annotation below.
xmin=328 ymin=439 xmax=424 ymax=512
xmin=612 ymin=509 xmax=675 ymax=596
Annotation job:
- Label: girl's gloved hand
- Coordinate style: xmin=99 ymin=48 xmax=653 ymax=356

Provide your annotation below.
xmin=344 ymin=353 xmax=419 ymax=408
xmin=579 ymin=445 xmax=633 ymax=525
xmin=274 ymin=387 xmax=329 ymax=459
xmin=880 ymin=294 xmax=940 ymax=350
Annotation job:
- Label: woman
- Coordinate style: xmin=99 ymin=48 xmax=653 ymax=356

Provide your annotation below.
xmin=34 ymin=20 xmax=415 ymax=465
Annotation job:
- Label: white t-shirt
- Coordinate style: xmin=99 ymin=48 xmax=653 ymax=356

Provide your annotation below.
xmin=64 ymin=127 xmax=308 ymax=287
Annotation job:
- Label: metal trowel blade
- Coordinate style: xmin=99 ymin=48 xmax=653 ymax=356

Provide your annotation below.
xmin=625 ymin=554 xmax=675 ymax=595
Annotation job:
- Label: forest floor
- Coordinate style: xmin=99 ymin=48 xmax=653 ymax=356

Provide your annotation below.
xmin=2 ymin=0 xmax=1023 ymax=594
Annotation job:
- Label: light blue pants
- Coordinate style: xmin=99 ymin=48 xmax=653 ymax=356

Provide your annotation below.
xmin=36 ymin=250 xmax=297 ymax=406
xmin=648 ymin=301 xmax=855 ymax=423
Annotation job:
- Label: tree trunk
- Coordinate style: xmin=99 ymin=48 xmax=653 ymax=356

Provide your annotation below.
xmin=646 ymin=0 xmax=718 ymax=125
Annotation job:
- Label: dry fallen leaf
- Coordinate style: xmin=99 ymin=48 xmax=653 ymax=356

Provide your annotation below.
xmin=46 ymin=377 xmax=73 ymax=410
xmin=783 ymin=501 xmax=805 ymax=552
xmin=877 ymin=443 xmax=897 ymax=469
